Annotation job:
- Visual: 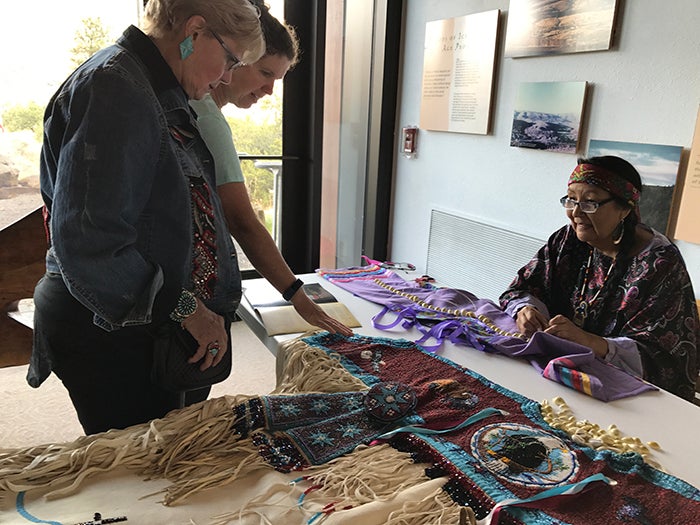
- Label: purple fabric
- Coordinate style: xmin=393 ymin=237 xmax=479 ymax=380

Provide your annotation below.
xmin=317 ymin=263 xmax=656 ymax=401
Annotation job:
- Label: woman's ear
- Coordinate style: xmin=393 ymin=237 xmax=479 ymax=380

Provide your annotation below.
xmin=183 ymin=15 xmax=207 ymax=38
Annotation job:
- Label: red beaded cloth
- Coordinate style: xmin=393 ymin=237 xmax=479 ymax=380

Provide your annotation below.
xmin=257 ymin=333 xmax=700 ymax=525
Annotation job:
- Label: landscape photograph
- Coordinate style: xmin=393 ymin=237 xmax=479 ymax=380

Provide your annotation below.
xmin=510 ymin=81 xmax=587 ymax=153
xmin=588 ymin=139 xmax=683 ymax=235
xmin=505 ymin=0 xmax=619 ymax=58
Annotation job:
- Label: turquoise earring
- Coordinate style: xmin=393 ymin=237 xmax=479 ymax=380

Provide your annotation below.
xmin=179 ymin=35 xmax=194 ymax=60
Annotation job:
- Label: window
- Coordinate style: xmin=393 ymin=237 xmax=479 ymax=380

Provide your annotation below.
xmin=0 ymin=1 xmax=287 ymax=274
xmin=0 ymin=3 xmax=140 ymax=231
xmin=0 ymin=1 xmax=317 ymax=278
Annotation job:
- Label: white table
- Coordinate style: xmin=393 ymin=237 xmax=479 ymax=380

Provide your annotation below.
xmin=238 ymin=273 xmax=700 ymax=489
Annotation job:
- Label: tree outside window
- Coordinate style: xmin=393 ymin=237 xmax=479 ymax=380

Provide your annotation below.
xmin=0 ymin=5 xmax=135 ymax=230
xmin=0 ymin=0 xmax=284 ymax=257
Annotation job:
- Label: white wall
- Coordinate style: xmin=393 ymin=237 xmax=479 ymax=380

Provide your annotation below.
xmin=391 ymin=0 xmax=700 ymax=297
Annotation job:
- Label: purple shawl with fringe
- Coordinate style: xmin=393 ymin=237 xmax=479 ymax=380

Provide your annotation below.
xmin=317 ymin=261 xmax=655 ymax=401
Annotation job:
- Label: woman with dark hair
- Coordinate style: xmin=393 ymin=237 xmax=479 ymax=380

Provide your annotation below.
xmin=190 ymin=2 xmax=352 ymax=336
xmin=500 ymin=156 xmax=698 ymax=401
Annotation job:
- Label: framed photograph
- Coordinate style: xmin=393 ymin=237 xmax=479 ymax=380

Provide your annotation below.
xmin=505 ymin=0 xmax=619 ymax=58
xmin=510 ymin=81 xmax=587 ymax=154
xmin=588 ymin=139 xmax=683 ymax=235
xmin=419 ymin=10 xmax=500 ymax=135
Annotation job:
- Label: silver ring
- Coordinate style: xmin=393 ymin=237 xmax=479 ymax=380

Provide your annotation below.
xmin=207 ymin=341 xmax=220 ymax=357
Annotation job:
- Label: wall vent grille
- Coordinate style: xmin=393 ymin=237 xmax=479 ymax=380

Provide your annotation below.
xmin=426 ymin=210 xmax=544 ymax=302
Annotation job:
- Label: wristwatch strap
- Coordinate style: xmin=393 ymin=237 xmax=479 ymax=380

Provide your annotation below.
xmin=282 ymin=278 xmax=304 ymax=302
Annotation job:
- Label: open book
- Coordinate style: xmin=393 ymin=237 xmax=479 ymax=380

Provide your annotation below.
xmin=244 ymin=283 xmax=361 ymax=336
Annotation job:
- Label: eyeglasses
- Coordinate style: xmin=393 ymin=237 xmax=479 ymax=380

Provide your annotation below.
xmin=209 ymin=28 xmax=244 ymax=71
xmin=560 ymin=196 xmax=615 ymax=214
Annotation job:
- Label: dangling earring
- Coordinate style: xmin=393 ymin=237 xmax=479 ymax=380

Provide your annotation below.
xmin=613 ymin=219 xmax=625 ymax=245
xmin=179 ymin=35 xmax=194 ymax=60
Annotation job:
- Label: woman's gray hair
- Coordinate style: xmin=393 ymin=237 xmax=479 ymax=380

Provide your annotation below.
xmin=143 ymin=0 xmax=265 ymax=64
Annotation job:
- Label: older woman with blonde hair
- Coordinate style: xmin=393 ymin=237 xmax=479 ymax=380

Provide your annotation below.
xmin=30 ymin=0 xmax=264 ymax=434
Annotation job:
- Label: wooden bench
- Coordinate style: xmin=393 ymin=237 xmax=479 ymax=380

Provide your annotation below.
xmin=0 ymin=207 xmax=46 ymax=367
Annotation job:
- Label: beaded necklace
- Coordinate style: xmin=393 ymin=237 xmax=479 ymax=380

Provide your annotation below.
xmin=372 ymin=278 xmax=527 ymax=340
xmin=573 ymin=249 xmax=615 ymax=327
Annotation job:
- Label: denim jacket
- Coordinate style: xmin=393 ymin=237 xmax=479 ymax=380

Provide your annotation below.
xmin=40 ymin=26 xmax=241 ymax=331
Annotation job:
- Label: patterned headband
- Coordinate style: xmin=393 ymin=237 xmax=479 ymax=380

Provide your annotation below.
xmin=568 ymin=163 xmax=640 ymax=209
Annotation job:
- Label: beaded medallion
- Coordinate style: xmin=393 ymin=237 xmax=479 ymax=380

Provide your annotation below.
xmin=364 ymin=382 xmax=417 ymax=422
xmin=470 ymin=422 xmax=579 ymax=488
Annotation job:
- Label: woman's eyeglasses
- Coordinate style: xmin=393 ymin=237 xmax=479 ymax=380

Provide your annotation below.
xmin=209 ymin=28 xmax=244 ymax=71
xmin=560 ymin=196 xmax=615 ymax=214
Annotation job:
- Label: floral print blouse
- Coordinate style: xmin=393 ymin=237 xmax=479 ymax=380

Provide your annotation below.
xmin=500 ymin=225 xmax=699 ymax=401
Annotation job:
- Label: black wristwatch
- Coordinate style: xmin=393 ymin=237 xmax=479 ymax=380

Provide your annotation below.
xmin=282 ymin=278 xmax=304 ymax=302
xmin=169 ymin=289 xmax=198 ymax=323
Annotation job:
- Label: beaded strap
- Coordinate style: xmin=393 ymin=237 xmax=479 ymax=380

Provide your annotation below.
xmin=190 ymin=179 xmax=218 ymax=300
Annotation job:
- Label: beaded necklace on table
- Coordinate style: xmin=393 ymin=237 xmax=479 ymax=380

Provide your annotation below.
xmin=573 ymin=248 xmax=615 ymax=328
xmin=372 ymin=278 xmax=527 ymax=340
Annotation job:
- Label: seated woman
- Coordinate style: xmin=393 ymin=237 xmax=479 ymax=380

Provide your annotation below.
xmin=500 ymin=156 xmax=699 ymax=401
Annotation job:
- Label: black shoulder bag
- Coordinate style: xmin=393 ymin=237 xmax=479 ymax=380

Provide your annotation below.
xmin=151 ymin=319 xmax=232 ymax=394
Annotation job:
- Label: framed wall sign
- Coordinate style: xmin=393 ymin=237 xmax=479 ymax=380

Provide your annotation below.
xmin=673 ymin=107 xmax=700 ymax=244
xmin=419 ymin=10 xmax=499 ymax=135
